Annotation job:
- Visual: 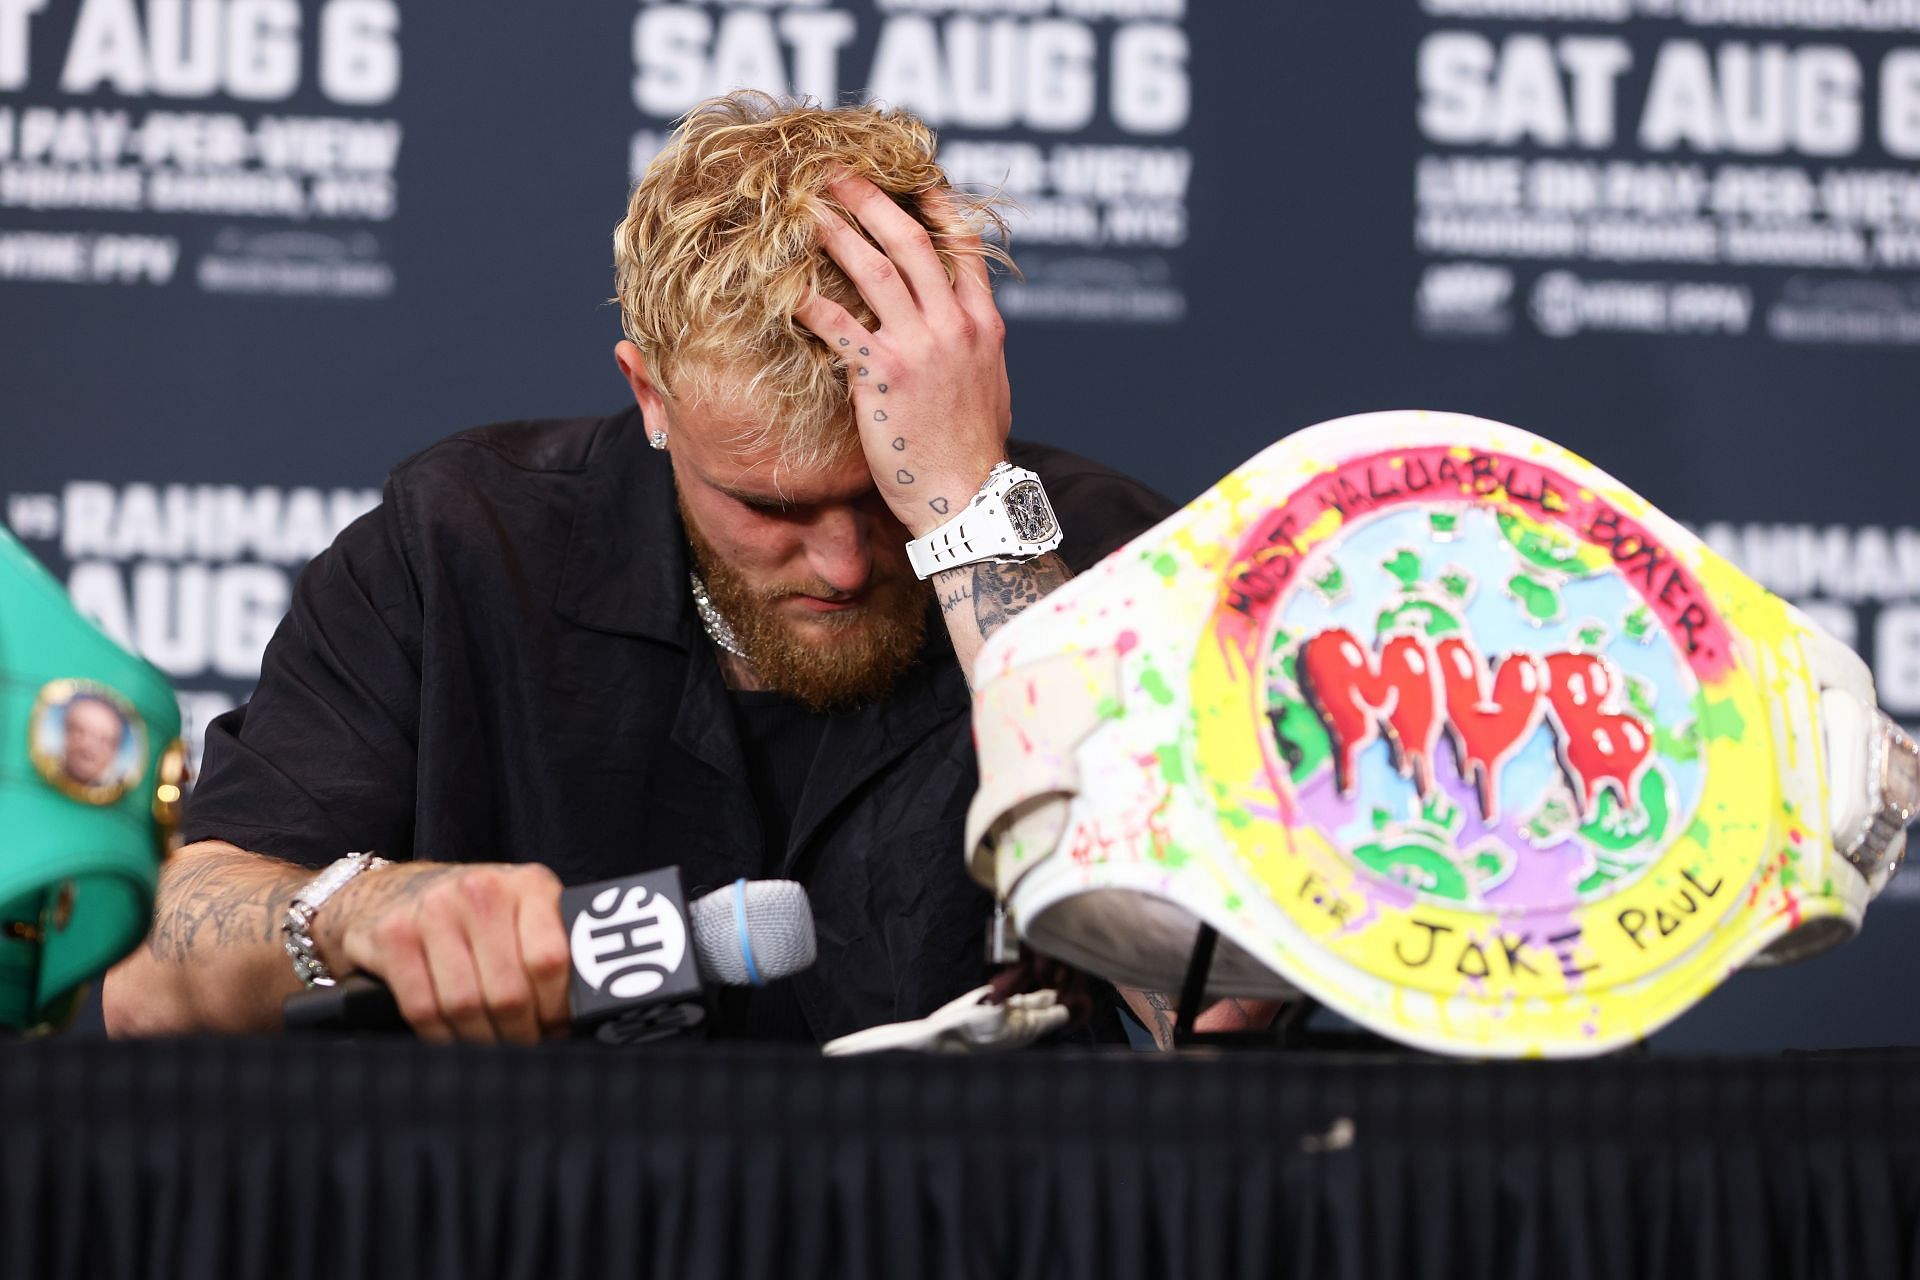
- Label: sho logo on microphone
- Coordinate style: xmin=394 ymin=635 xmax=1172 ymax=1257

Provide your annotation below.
xmin=561 ymin=866 xmax=703 ymax=1022
xmin=572 ymin=884 xmax=686 ymax=999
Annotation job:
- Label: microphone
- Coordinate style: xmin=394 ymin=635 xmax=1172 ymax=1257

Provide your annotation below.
xmin=282 ymin=870 xmax=816 ymax=1038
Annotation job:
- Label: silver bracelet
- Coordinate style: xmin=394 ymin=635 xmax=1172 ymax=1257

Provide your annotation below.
xmin=282 ymin=852 xmax=390 ymax=988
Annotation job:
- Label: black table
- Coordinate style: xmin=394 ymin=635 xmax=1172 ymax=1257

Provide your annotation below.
xmin=2 ymin=1037 xmax=1915 ymax=1279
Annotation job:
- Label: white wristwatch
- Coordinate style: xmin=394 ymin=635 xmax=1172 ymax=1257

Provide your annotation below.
xmin=906 ymin=461 xmax=1064 ymax=580
xmin=281 ymin=851 xmax=390 ymax=988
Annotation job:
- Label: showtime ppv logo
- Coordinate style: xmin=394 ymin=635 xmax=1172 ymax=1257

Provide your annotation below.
xmin=1299 ymin=628 xmax=1652 ymax=826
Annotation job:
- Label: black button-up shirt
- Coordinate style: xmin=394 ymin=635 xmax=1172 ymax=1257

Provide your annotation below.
xmin=184 ymin=407 xmax=1175 ymax=1043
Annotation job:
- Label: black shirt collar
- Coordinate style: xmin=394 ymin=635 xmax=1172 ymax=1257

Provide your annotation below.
xmin=552 ymin=406 xmax=692 ymax=647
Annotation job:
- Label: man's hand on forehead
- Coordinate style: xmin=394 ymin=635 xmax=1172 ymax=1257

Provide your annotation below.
xmin=795 ymin=174 xmax=1012 ymax=540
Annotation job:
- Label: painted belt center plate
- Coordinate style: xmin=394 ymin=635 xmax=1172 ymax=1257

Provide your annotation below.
xmin=1191 ymin=444 xmax=1771 ymax=1003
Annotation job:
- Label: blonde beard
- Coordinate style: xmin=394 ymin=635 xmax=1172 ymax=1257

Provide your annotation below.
xmin=680 ymin=497 xmax=929 ymax=713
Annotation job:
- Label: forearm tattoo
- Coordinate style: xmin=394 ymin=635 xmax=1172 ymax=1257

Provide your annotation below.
xmin=146 ymin=850 xmax=308 ymax=963
xmin=146 ymin=852 xmax=461 ymax=964
xmin=971 ymin=553 xmax=1071 ymax=641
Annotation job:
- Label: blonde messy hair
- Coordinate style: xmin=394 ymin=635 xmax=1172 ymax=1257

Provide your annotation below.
xmin=613 ymin=91 xmax=1012 ymax=473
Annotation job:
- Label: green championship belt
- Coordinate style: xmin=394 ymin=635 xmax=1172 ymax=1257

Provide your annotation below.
xmin=0 ymin=528 xmax=183 ymax=1033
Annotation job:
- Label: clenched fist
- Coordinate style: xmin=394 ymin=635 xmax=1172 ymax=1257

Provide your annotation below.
xmin=312 ymin=860 xmax=572 ymax=1045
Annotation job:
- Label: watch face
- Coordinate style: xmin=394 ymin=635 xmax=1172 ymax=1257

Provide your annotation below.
xmin=1004 ymin=480 xmax=1057 ymax=542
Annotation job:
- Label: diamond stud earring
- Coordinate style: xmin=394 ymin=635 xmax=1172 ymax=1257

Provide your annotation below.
xmin=649 ymin=429 xmax=668 ymax=450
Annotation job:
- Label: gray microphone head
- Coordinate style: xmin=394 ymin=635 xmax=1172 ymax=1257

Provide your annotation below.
xmin=687 ymin=879 xmax=818 ymax=986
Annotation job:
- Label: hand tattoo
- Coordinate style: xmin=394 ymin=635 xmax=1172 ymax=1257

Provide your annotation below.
xmin=971 ymin=553 xmax=1071 ymax=641
xmin=310 ymin=863 xmax=464 ymax=960
xmin=939 ymin=583 xmax=973 ymax=615
xmin=326 ymin=863 xmax=460 ymax=926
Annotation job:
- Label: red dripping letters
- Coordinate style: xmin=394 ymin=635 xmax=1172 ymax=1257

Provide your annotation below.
xmin=1296 ymin=631 xmax=1440 ymax=797
xmin=1539 ymin=653 xmax=1653 ymax=817
xmin=1433 ymin=635 xmax=1544 ymax=822
xmin=1297 ymin=628 xmax=1652 ymax=822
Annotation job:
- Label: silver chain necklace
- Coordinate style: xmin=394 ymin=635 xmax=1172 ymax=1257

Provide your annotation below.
xmin=688 ymin=571 xmax=750 ymax=661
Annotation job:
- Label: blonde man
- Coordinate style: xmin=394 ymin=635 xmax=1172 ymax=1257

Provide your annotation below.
xmin=104 ymin=93 xmax=1171 ymax=1045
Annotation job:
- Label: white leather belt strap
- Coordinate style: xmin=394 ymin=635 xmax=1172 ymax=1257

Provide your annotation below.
xmin=966 ymin=649 xmax=1119 ymax=897
xmin=1800 ymin=609 xmax=1918 ymax=896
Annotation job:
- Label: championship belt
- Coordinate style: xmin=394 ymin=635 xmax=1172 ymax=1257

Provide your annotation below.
xmin=0 ymin=528 xmax=184 ymax=1033
xmin=965 ymin=412 xmax=1915 ymax=1057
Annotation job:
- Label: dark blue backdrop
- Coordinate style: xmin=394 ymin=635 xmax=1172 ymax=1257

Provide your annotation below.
xmin=6 ymin=0 xmax=1916 ymax=1049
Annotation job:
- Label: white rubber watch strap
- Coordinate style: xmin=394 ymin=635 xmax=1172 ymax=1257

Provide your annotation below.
xmin=907 ymin=463 xmax=1063 ymax=580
